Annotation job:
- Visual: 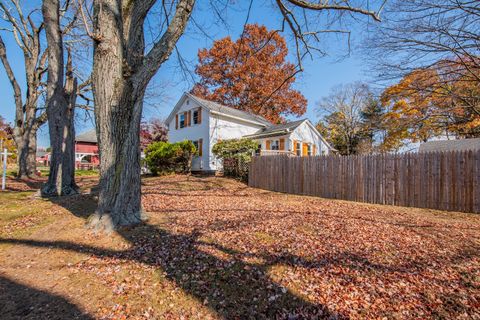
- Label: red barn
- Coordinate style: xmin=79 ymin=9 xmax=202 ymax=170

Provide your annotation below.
xmin=75 ymin=130 xmax=99 ymax=169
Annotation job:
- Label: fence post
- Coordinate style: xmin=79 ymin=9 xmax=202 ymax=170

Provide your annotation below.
xmin=2 ymin=148 xmax=7 ymax=191
xmin=475 ymin=150 xmax=480 ymax=213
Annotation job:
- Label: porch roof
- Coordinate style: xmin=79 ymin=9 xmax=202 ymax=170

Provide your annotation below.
xmin=243 ymin=119 xmax=305 ymax=139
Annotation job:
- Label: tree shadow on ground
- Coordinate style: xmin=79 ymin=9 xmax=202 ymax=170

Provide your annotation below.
xmin=0 ymin=275 xmax=93 ymax=320
xmin=1 ymin=188 xmax=341 ymax=319
xmin=0 ymin=223 xmax=339 ymax=319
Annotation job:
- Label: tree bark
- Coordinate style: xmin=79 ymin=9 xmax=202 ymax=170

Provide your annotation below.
xmin=88 ymin=0 xmax=195 ymax=232
xmin=14 ymin=119 xmax=42 ymax=178
xmin=40 ymin=0 xmax=78 ymax=197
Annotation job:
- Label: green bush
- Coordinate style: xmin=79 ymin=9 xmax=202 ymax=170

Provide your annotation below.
xmin=145 ymin=140 xmax=196 ymax=175
xmin=212 ymin=138 xmax=258 ymax=162
xmin=212 ymin=138 xmax=257 ymax=181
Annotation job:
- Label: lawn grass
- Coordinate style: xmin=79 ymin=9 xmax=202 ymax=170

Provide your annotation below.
xmin=0 ymin=175 xmax=479 ymax=319
xmin=4 ymin=167 xmax=99 ymax=178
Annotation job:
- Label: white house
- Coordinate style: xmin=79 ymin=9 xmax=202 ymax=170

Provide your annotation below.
xmin=166 ymin=92 xmax=334 ymax=172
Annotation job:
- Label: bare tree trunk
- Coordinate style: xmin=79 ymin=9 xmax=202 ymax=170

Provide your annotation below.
xmin=15 ymin=134 xmax=31 ymax=178
xmin=15 ymin=124 xmax=41 ymax=178
xmin=27 ymin=130 xmax=37 ymax=174
xmin=88 ymin=0 xmax=195 ymax=232
xmin=41 ymin=0 xmax=78 ymax=197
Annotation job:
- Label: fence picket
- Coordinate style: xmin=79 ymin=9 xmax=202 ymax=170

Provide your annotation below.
xmin=248 ymin=151 xmax=479 ymax=213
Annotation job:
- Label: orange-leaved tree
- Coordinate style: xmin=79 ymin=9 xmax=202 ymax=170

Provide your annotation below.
xmin=380 ymin=61 xmax=480 ymax=150
xmin=192 ymin=24 xmax=307 ymax=123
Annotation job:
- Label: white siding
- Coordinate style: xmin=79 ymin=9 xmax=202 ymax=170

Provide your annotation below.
xmin=168 ymin=97 xmax=266 ymax=171
xmin=167 ymin=98 xmax=211 ymax=171
xmin=289 ymin=121 xmax=330 ymax=155
xmin=209 ymin=114 xmax=264 ymax=170
xmin=256 ymin=135 xmax=290 ymax=151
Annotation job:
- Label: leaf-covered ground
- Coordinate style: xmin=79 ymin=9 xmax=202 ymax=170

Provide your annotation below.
xmin=0 ymin=175 xmax=479 ymax=319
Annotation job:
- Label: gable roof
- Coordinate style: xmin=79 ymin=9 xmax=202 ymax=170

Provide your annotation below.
xmin=166 ymin=92 xmax=271 ymax=126
xmin=76 ymin=129 xmax=97 ymax=143
xmin=244 ymin=119 xmax=335 ymax=151
xmin=36 ymin=150 xmax=50 ymax=157
xmin=243 ymin=119 xmax=306 ymax=139
xmin=419 ymin=138 xmax=480 ymax=153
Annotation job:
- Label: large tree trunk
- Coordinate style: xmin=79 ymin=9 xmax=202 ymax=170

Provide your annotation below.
xmin=88 ymin=0 xmax=194 ymax=232
xmin=89 ymin=85 xmax=145 ymax=230
xmin=40 ymin=0 xmax=78 ymax=197
xmin=15 ymin=126 xmax=39 ymax=178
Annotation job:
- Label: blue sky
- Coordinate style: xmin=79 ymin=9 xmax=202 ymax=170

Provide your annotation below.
xmin=0 ymin=0 xmax=377 ymax=147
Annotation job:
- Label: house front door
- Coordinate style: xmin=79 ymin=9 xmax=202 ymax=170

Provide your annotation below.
xmin=191 ymin=156 xmax=202 ymax=170
xmin=302 ymin=143 xmax=308 ymax=156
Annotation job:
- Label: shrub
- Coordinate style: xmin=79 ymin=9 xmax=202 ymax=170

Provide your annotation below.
xmin=145 ymin=140 xmax=196 ymax=175
xmin=212 ymin=138 xmax=257 ymax=180
xmin=212 ymin=138 xmax=258 ymax=162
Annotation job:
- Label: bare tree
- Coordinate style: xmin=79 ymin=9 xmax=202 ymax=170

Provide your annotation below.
xmin=86 ymin=0 xmax=195 ymax=231
xmin=0 ymin=0 xmax=47 ymax=178
xmin=85 ymin=0 xmax=385 ymax=231
xmin=365 ymin=0 xmax=480 ymax=82
xmin=40 ymin=0 xmax=81 ymax=196
xmin=317 ymin=82 xmax=372 ymax=155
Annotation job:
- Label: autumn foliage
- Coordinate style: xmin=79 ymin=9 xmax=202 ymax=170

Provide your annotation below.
xmin=0 ymin=116 xmax=16 ymax=161
xmin=140 ymin=118 xmax=168 ymax=149
xmin=381 ymin=60 xmax=480 ymax=149
xmin=192 ymin=24 xmax=307 ymax=123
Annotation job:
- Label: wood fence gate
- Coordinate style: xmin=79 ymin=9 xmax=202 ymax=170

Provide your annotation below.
xmin=248 ymin=151 xmax=480 ymax=213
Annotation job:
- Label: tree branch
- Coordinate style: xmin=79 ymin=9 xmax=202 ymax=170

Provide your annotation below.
xmin=0 ymin=35 xmax=23 ymax=118
xmin=136 ymin=0 xmax=195 ymax=84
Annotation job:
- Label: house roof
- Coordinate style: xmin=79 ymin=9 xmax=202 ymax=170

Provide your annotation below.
xmin=36 ymin=150 xmax=49 ymax=157
xmin=188 ymin=94 xmax=271 ymax=126
xmin=244 ymin=119 xmax=336 ymax=151
xmin=418 ymin=138 xmax=480 ymax=153
xmin=243 ymin=119 xmax=306 ymax=139
xmin=166 ymin=92 xmax=272 ymax=126
xmin=75 ymin=129 xmax=97 ymax=143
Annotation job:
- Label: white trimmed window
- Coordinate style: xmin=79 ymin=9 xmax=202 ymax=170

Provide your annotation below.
xmin=193 ymin=109 xmax=199 ymax=124
xmin=179 ymin=113 xmax=185 ymax=128
xmin=271 ymin=140 xmax=280 ymax=150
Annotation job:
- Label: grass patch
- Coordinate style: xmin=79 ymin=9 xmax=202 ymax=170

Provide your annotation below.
xmin=253 ymin=231 xmax=275 ymax=244
xmin=0 ymin=191 xmax=56 ymax=237
xmin=75 ymin=169 xmax=99 ymax=176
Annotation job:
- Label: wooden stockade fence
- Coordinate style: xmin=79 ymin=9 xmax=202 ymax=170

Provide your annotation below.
xmin=248 ymin=151 xmax=480 ymax=213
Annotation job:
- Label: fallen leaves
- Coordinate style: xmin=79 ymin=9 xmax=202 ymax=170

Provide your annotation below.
xmin=1 ymin=175 xmax=479 ymax=319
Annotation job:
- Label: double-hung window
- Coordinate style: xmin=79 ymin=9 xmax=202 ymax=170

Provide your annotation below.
xmin=271 ymin=140 xmax=280 ymax=150
xmin=179 ymin=113 xmax=185 ymax=128
xmin=307 ymin=144 xmax=312 ymax=156
xmin=295 ymin=142 xmax=301 ymax=156
xmin=193 ymin=109 xmax=199 ymax=124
